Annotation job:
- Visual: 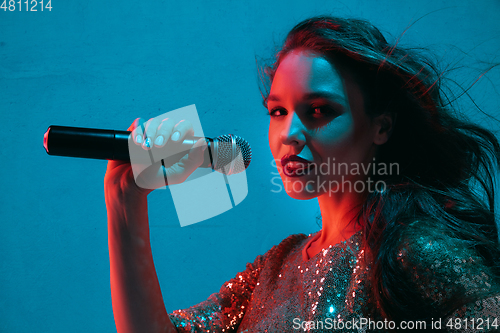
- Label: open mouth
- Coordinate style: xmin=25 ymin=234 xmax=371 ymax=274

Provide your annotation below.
xmin=283 ymin=162 xmax=315 ymax=177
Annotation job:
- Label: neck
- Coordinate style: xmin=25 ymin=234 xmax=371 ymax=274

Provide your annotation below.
xmin=316 ymin=188 xmax=366 ymax=246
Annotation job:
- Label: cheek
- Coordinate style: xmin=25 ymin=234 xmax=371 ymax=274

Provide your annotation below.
xmin=350 ymin=116 xmax=377 ymax=151
xmin=268 ymin=123 xmax=280 ymax=154
xmin=312 ymin=115 xmax=354 ymax=153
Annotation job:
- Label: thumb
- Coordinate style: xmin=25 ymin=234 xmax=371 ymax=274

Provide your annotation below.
xmin=127 ymin=118 xmax=146 ymax=132
xmin=179 ymin=138 xmax=209 ymax=173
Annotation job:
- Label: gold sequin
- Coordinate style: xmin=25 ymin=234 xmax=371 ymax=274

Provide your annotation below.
xmin=169 ymin=228 xmax=500 ymax=332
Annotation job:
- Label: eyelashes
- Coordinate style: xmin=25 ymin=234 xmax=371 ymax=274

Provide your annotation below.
xmin=267 ymin=107 xmax=286 ymax=117
xmin=267 ymin=105 xmax=341 ymax=118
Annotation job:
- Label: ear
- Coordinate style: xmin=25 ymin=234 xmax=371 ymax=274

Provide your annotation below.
xmin=373 ymin=112 xmax=396 ymax=145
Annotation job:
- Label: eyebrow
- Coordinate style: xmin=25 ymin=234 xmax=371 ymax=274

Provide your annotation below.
xmin=267 ymin=91 xmax=345 ymax=103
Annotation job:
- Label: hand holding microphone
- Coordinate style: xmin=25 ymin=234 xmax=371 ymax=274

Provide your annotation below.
xmin=107 ymin=117 xmax=208 ymax=194
xmin=44 ymin=117 xmax=252 ymax=194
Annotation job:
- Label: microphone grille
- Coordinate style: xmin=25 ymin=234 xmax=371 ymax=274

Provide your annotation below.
xmin=213 ymin=134 xmax=252 ymax=175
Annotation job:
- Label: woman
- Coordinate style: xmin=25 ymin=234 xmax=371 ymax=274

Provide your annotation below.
xmin=104 ymin=16 xmax=500 ymax=332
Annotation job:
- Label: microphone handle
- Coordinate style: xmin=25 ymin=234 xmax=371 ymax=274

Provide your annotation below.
xmin=44 ymin=125 xmax=213 ymax=167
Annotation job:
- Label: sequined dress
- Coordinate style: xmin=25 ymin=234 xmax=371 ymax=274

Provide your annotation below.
xmin=169 ymin=224 xmax=500 ymax=332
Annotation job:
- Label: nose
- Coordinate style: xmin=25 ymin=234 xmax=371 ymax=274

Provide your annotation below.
xmin=280 ymin=111 xmax=306 ymax=147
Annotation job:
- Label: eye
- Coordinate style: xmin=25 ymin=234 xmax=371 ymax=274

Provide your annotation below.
xmin=309 ymin=105 xmax=339 ymax=118
xmin=268 ymin=107 xmax=287 ymax=117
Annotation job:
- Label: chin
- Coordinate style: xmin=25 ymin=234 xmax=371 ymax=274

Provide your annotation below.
xmin=285 ymin=190 xmax=318 ymax=200
xmin=281 ymin=176 xmax=320 ymax=200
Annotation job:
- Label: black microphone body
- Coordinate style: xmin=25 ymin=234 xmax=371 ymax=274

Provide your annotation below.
xmin=43 ymin=125 xmax=251 ymax=174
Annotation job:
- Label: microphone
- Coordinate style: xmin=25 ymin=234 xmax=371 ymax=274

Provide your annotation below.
xmin=43 ymin=125 xmax=252 ymax=175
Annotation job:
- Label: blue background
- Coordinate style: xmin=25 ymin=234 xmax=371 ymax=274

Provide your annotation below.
xmin=1 ymin=1 xmax=499 ymax=332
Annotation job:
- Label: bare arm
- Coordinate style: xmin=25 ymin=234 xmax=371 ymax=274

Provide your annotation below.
xmin=105 ymin=177 xmax=177 ymax=333
xmin=104 ymin=117 xmax=207 ymax=333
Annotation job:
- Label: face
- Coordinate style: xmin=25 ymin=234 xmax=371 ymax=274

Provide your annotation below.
xmin=268 ymin=49 xmax=385 ymax=199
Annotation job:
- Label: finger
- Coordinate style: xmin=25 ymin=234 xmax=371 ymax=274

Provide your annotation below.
xmin=169 ymin=120 xmax=195 ymax=143
xmin=184 ymin=138 xmax=209 ymax=170
xmin=153 ymin=117 xmax=176 ymax=148
xmin=130 ymin=118 xmax=147 ymax=146
xmin=134 ymin=160 xmax=168 ymax=191
xmin=191 ymin=137 xmax=208 ymax=150
xmin=127 ymin=118 xmax=142 ymax=132
xmin=164 ymin=139 xmax=208 ymax=184
xmin=142 ymin=118 xmax=162 ymax=150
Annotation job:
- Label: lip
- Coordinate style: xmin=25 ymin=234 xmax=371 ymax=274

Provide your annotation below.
xmin=281 ymin=154 xmax=313 ymax=167
xmin=281 ymin=154 xmax=315 ymax=177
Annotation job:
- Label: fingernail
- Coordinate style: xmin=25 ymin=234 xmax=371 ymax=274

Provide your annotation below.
xmin=143 ymin=137 xmax=152 ymax=148
xmin=136 ymin=134 xmax=143 ymax=144
xmin=154 ymin=136 xmax=164 ymax=146
xmin=202 ymin=144 xmax=208 ymax=152
xmin=171 ymin=131 xmax=180 ymax=141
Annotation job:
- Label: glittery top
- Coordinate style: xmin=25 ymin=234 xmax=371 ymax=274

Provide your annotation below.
xmin=169 ymin=225 xmax=500 ymax=332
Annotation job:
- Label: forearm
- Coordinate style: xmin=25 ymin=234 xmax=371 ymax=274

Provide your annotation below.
xmin=106 ymin=187 xmax=177 ymax=333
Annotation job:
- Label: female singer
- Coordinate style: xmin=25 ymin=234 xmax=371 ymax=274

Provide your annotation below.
xmin=104 ymin=16 xmax=500 ymax=332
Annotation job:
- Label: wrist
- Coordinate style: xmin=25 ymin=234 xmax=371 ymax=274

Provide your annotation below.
xmin=105 ymin=183 xmax=150 ymax=235
xmin=105 ymin=167 xmax=151 ymax=199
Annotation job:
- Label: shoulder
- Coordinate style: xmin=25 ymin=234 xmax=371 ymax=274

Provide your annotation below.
xmin=276 ymin=233 xmax=309 ymax=249
xmin=244 ymin=233 xmax=309 ymax=281
xmin=393 ymin=220 xmax=500 ymax=314
xmin=396 ymin=220 xmax=489 ymax=272
xmin=261 ymin=232 xmax=309 ymax=261
xmin=263 ymin=232 xmax=309 ymax=254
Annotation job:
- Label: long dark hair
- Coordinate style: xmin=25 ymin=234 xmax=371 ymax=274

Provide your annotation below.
xmin=261 ymin=16 xmax=500 ymax=320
